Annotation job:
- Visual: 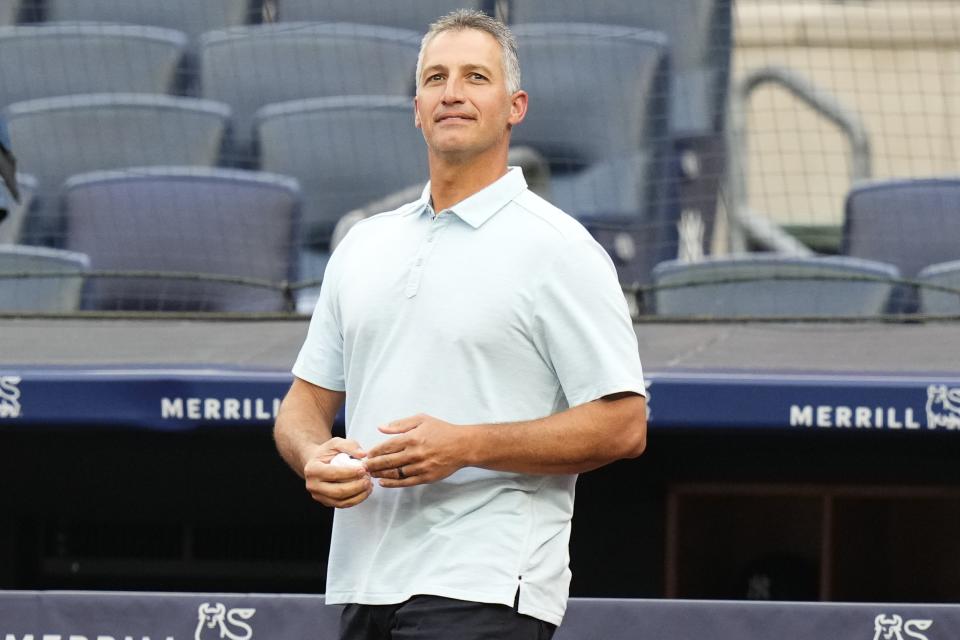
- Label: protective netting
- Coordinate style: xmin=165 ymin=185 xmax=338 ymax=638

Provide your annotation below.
xmin=0 ymin=0 xmax=958 ymax=317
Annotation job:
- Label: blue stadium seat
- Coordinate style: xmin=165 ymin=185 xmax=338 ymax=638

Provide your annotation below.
xmin=62 ymin=167 xmax=300 ymax=312
xmin=917 ymin=260 xmax=960 ymax=315
xmin=510 ymin=23 xmax=670 ymax=282
xmin=0 ymin=24 xmax=187 ymax=108
xmin=0 ymin=244 xmax=89 ymax=311
xmin=200 ymin=23 xmax=421 ymax=162
xmin=842 ymin=178 xmax=960 ymax=311
xmin=4 ymin=93 xmax=230 ymax=245
xmin=0 ymin=0 xmax=20 ymax=25
xmin=511 ymin=24 xmax=669 ymax=220
xmin=256 ymin=95 xmax=428 ymax=249
xmin=652 ymin=254 xmax=900 ymax=318
xmin=507 ymin=0 xmax=733 ymax=135
xmin=0 ymin=172 xmax=36 ymax=244
xmin=46 ymin=0 xmax=253 ymax=41
xmin=276 ymin=0 xmax=486 ymax=32
xmin=509 ymin=1 xmax=733 ymax=273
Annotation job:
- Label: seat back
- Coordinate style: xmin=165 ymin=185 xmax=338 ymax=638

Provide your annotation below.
xmin=0 ymin=24 xmax=186 ymax=108
xmin=256 ymin=95 xmax=428 ymax=246
xmin=510 ymin=24 xmax=669 ymax=221
xmin=277 ymin=0 xmax=485 ymax=32
xmin=200 ymin=23 xmax=420 ymax=160
xmin=917 ymin=260 xmax=960 ymax=315
xmin=652 ymin=254 xmax=899 ymax=317
xmin=843 ymin=178 xmax=960 ymax=312
xmin=508 ymin=0 xmax=732 ymax=135
xmin=46 ymin=0 xmax=252 ymax=41
xmin=0 ymin=244 xmax=88 ymax=311
xmin=63 ymin=167 xmax=300 ymax=312
xmin=5 ymin=93 xmax=230 ymax=245
xmin=843 ymin=178 xmax=960 ymax=279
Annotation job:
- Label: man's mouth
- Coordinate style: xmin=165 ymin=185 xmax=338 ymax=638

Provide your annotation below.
xmin=436 ymin=113 xmax=475 ymax=123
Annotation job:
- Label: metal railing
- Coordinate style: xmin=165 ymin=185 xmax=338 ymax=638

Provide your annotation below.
xmin=725 ymin=65 xmax=873 ymax=254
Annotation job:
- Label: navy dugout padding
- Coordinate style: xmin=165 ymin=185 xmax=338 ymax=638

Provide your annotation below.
xmin=1 ymin=591 xmax=959 ymax=640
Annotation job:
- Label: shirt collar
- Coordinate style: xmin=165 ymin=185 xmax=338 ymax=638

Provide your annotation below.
xmin=410 ymin=167 xmax=528 ymax=229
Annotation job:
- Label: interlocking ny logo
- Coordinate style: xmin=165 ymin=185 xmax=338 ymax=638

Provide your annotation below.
xmin=0 ymin=376 xmax=22 ymax=418
xmin=873 ymin=614 xmax=933 ymax=640
xmin=927 ymin=385 xmax=960 ymax=430
xmin=196 ymin=602 xmax=256 ymax=640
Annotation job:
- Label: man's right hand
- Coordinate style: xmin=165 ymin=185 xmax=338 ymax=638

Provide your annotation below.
xmin=303 ymin=438 xmax=372 ymax=508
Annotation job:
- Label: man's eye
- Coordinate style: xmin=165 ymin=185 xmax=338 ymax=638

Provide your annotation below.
xmin=470 ymin=73 xmax=487 ymax=81
xmin=428 ymin=74 xmax=444 ymax=82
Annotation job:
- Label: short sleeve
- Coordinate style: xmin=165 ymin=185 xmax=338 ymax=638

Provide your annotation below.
xmin=292 ymin=246 xmax=347 ymax=392
xmin=530 ymin=236 xmax=646 ymax=408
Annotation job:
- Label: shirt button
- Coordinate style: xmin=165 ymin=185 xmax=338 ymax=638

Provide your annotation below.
xmin=416 ymin=258 xmax=423 ymax=266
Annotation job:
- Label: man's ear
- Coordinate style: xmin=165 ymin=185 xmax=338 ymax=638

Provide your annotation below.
xmin=414 ymin=96 xmax=422 ymax=129
xmin=508 ymin=90 xmax=529 ymax=127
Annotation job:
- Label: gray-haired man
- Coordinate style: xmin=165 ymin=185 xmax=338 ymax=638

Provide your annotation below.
xmin=274 ymin=10 xmax=647 ymax=639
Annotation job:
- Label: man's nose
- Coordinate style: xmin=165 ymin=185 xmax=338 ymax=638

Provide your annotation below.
xmin=441 ymin=77 xmax=465 ymax=104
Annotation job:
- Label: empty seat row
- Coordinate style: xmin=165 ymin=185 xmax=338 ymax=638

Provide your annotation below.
xmin=1 ymin=6 xmax=730 ymax=300
xmin=650 ymin=178 xmax=960 ymax=317
xmin=1 ymin=0 xmax=488 ymax=32
xmin=650 ymin=254 xmax=960 ymax=317
xmin=3 ymin=94 xmax=430 ymax=249
xmin=0 ymin=167 xmax=301 ymax=312
xmin=4 ymin=19 xmax=673 ymax=244
xmin=0 ymin=22 xmax=423 ymax=111
xmin=5 ymin=243 xmax=958 ymax=315
xmin=3 ymin=0 xmax=732 ymax=131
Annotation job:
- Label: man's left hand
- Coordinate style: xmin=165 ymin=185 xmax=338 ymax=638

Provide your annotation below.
xmin=364 ymin=414 xmax=468 ymax=487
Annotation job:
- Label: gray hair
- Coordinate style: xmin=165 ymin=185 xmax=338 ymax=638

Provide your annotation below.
xmin=415 ymin=9 xmax=522 ymax=96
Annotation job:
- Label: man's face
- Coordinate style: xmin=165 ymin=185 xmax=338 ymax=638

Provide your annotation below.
xmin=414 ymin=28 xmax=526 ymax=161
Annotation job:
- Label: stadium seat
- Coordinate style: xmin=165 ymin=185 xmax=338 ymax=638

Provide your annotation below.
xmin=0 ymin=0 xmax=19 ymax=26
xmin=917 ymin=260 xmax=960 ymax=315
xmin=510 ymin=24 xmax=669 ymax=220
xmin=0 ymin=24 xmax=187 ymax=109
xmin=62 ymin=167 xmax=300 ymax=312
xmin=651 ymin=254 xmax=900 ymax=318
xmin=256 ymin=95 xmax=428 ymax=248
xmin=507 ymin=0 xmax=733 ymax=136
xmin=0 ymin=244 xmax=89 ymax=312
xmin=0 ymin=172 xmax=36 ymax=244
xmin=45 ymin=0 xmax=253 ymax=41
xmin=4 ymin=93 xmax=230 ymax=245
xmin=200 ymin=23 xmax=421 ymax=162
xmin=509 ymin=23 xmax=671 ymax=282
xmin=276 ymin=0 xmax=486 ymax=32
xmin=842 ymin=178 xmax=960 ymax=311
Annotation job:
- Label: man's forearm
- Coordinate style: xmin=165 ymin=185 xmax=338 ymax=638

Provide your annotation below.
xmin=274 ymin=386 xmax=338 ymax=478
xmin=460 ymin=394 xmax=647 ymax=475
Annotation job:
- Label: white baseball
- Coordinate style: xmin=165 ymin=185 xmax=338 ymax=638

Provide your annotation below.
xmin=330 ymin=452 xmax=364 ymax=468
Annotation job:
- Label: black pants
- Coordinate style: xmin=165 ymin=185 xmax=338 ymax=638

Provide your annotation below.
xmin=339 ymin=594 xmax=557 ymax=640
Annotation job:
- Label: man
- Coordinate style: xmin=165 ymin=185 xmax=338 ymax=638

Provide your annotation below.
xmin=274 ymin=10 xmax=647 ymax=640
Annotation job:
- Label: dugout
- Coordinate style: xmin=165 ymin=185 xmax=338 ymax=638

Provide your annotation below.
xmin=2 ymin=318 xmax=959 ymax=604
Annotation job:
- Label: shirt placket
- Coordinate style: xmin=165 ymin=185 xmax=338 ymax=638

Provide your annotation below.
xmin=405 ymin=211 xmax=451 ymax=298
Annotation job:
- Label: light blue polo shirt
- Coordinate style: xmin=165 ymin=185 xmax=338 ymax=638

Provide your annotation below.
xmin=293 ymin=167 xmax=645 ymax=626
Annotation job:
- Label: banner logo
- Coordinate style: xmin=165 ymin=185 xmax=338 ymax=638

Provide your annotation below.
xmin=196 ymin=603 xmax=256 ymax=640
xmin=0 ymin=375 xmax=22 ymax=419
xmin=790 ymin=385 xmax=960 ymax=431
xmin=873 ymin=614 xmax=933 ymax=640
xmin=927 ymin=385 xmax=960 ymax=430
